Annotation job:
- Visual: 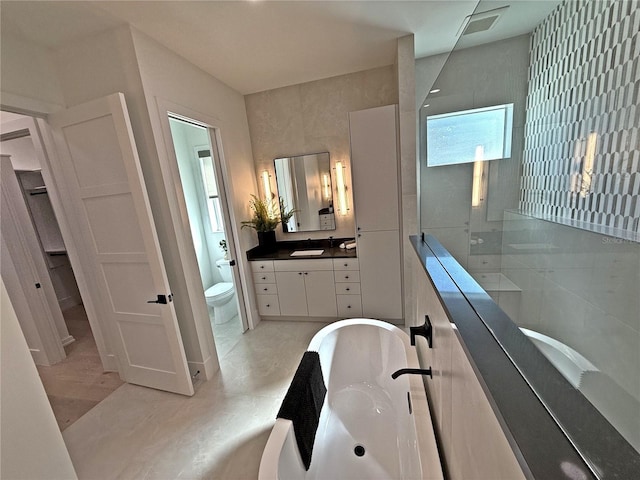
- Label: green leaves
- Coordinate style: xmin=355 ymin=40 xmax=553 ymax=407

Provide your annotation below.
xmin=242 ymin=195 xmax=298 ymax=232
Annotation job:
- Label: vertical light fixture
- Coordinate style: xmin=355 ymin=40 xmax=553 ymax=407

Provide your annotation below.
xmin=335 ymin=161 xmax=348 ymax=215
xmin=322 ymin=173 xmax=331 ymax=201
xmin=580 ymin=132 xmax=597 ymax=198
xmin=472 ymin=145 xmax=485 ymax=207
xmin=261 ymin=170 xmax=272 ymax=202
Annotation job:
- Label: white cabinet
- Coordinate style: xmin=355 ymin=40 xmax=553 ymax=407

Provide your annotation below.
xmin=349 ymin=104 xmax=403 ymax=321
xmin=251 ymin=261 xmax=280 ymax=316
xmin=250 ymin=257 xmax=362 ymax=319
xmin=274 ymin=260 xmax=337 ymax=317
xmin=333 ymin=258 xmax=362 ymax=317
xmin=358 ymin=230 xmax=402 ymax=319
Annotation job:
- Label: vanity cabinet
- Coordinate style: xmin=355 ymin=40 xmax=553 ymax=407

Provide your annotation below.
xmin=274 ymin=260 xmax=337 ymax=317
xmin=252 ymin=261 xmax=280 ymax=316
xmin=333 ymin=258 xmax=362 ymax=317
xmin=349 ymin=104 xmax=403 ymax=321
xmin=250 ymin=257 xmax=362 ymax=320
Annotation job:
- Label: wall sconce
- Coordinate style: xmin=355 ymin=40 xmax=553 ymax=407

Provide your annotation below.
xmin=334 ymin=161 xmax=349 ymax=216
xmin=261 ymin=170 xmax=272 ymax=202
xmin=471 ymin=145 xmax=485 ymax=207
xmin=322 ymin=173 xmax=331 ymax=201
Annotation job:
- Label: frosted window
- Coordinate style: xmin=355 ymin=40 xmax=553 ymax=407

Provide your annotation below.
xmin=427 ymin=104 xmax=513 ymax=167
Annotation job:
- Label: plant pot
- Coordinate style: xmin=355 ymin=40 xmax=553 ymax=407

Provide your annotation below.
xmin=257 ymin=230 xmax=277 ymax=250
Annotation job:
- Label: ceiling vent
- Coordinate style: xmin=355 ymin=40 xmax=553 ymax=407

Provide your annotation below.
xmin=458 ymin=6 xmax=510 ymax=36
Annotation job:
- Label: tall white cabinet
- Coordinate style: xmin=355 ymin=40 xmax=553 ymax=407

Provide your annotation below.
xmin=349 ymin=104 xmax=403 ymax=321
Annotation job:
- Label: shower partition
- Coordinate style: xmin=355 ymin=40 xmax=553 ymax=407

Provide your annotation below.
xmin=418 ymin=0 xmax=640 ymax=476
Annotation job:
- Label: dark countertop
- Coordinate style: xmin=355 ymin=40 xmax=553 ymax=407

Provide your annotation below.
xmin=246 ymin=238 xmax=358 ymax=261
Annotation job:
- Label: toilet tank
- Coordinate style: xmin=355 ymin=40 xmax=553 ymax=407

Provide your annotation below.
xmin=216 ymin=259 xmax=233 ymax=282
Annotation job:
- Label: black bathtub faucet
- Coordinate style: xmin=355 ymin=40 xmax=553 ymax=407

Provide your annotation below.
xmin=391 ymin=368 xmax=432 ymax=379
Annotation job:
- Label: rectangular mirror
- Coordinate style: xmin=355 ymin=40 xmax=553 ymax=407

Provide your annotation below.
xmin=274 ymin=152 xmax=335 ymax=233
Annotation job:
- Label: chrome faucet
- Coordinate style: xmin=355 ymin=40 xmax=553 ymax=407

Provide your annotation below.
xmin=391 ymin=368 xmax=432 ymax=379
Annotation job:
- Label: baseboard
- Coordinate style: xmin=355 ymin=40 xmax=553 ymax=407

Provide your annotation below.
xmin=188 ymin=355 xmax=219 ymax=382
xmin=60 ymin=335 xmax=75 ymax=347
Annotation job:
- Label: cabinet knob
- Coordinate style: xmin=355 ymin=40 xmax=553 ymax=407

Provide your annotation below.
xmin=263 ymin=288 xmax=268 ymax=291
xmin=346 ymin=288 xmax=350 ymax=291
xmin=345 ymin=275 xmax=349 ymax=279
xmin=344 ymin=263 xmax=348 ymax=267
xmin=261 ymin=276 xmax=266 ymax=280
xmin=266 ymin=304 xmax=270 ymax=307
xmin=260 ymin=265 xmax=265 ymax=269
xmin=347 ymin=305 xmax=352 ymax=309
xmin=304 ymin=272 xmax=308 ymax=275
xmin=298 ymin=272 xmax=303 ymax=275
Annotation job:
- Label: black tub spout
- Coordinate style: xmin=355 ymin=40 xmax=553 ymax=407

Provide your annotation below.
xmin=391 ymin=368 xmax=432 ymax=379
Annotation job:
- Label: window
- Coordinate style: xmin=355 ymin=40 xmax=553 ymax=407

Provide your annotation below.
xmin=426 ymin=103 xmax=513 ymax=167
xmin=198 ymin=150 xmax=223 ymax=232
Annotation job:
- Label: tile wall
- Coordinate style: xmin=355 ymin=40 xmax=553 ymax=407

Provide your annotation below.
xmin=522 ymin=0 xmax=640 ymax=237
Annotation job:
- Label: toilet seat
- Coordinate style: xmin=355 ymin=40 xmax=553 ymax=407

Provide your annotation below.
xmin=205 ymin=282 xmax=234 ymax=301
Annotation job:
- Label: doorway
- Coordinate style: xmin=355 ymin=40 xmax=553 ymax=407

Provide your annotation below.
xmin=0 ymin=111 xmax=123 ymax=430
xmin=167 ymin=116 xmax=247 ymax=357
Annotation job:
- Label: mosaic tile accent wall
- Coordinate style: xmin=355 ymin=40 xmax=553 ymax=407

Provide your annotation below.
xmin=521 ymin=0 xmax=640 ymax=236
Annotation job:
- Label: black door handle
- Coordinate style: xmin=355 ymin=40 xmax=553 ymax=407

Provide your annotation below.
xmin=147 ymin=294 xmax=172 ymax=304
xmin=229 ymin=259 xmax=236 ymax=266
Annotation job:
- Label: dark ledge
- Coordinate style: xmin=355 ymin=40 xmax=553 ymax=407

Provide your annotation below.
xmin=411 ymin=235 xmax=640 ymax=480
xmin=246 ymin=238 xmax=357 ymax=261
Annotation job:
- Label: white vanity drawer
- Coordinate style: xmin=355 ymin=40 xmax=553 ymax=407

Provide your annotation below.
xmin=255 ymin=283 xmax=278 ymax=295
xmin=257 ymin=295 xmax=280 ymax=316
xmin=253 ymin=272 xmax=276 ymax=284
xmin=335 ymin=282 xmax=361 ymax=295
xmin=337 ymin=295 xmax=363 ymax=317
xmin=333 ymin=258 xmax=359 ymax=271
xmin=274 ymin=259 xmax=333 ymax=272
xmin=334 ymin=270 xmax=360 ymax=283
xmin=251 ymin=261 xmax=274 ymax=273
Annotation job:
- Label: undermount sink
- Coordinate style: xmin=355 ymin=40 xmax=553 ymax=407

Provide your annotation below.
xmin=290 ymin=249 xmax=325 ymax=257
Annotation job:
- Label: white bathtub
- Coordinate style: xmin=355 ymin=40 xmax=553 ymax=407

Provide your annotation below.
xmin=259 ymin=319 xmax=443 ymax=480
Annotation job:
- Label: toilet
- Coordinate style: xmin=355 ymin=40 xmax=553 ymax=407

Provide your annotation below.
xmin=204 ymin=259 xmax=236 ymax=324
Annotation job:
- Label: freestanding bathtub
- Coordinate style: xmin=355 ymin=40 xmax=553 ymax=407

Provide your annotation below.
xmin=259 ymin=319 xmax=443 ymax=480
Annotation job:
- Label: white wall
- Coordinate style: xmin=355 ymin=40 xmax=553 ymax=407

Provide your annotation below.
xmin=0 ymin=278 xmax=77 ymax=479
xmin=0 ymin=31 xmax=65 ymax=113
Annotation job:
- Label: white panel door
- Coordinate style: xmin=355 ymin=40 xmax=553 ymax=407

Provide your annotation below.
xmin=358 ymin=230 xmax=403 ymax=320
xmin=46 ymin=93 xmax=193 ymax=395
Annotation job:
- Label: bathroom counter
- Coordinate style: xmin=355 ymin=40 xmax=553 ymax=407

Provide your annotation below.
xmin=246 ymin=238 xmax=357 ymax=261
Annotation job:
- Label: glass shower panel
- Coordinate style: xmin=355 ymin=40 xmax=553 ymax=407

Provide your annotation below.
xmin=419 ymin=0 xmax=639 ymax=459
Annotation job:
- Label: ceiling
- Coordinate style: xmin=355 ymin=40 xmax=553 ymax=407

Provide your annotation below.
xmin=1 ymin=1 xmax=560 ymax=95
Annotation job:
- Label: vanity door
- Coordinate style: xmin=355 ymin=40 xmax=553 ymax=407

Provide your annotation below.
xmin=275 ymin=272 xmax=307 ymax=316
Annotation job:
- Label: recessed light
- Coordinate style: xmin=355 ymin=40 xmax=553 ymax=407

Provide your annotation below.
xmin=430 ymin=89 xmax=440 ymax=94
xmin=423 ymin=104 xmax=430 ymax=108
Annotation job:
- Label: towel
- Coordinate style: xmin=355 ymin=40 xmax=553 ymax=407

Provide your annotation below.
xmin=277 ymin=351 xmax=326 ymax=470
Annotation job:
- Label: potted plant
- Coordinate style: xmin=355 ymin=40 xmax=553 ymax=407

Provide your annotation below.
xmin=219 ymin=239 xmax=228 ymax=259
xmin=241 ymin=195 xmax=295 ymax=248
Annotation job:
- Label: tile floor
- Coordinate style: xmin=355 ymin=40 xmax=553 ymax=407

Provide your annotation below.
xmin=62 ymin=320 xmax=328 ymax=479
xmin=36 ymin=305 xmax=124 ymax=431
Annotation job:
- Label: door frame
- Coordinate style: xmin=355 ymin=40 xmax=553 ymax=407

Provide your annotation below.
xmin=155 ymin=99 xmax=254 ymax=338
xmin=0 ymin=154 xmax=66 ymax=365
